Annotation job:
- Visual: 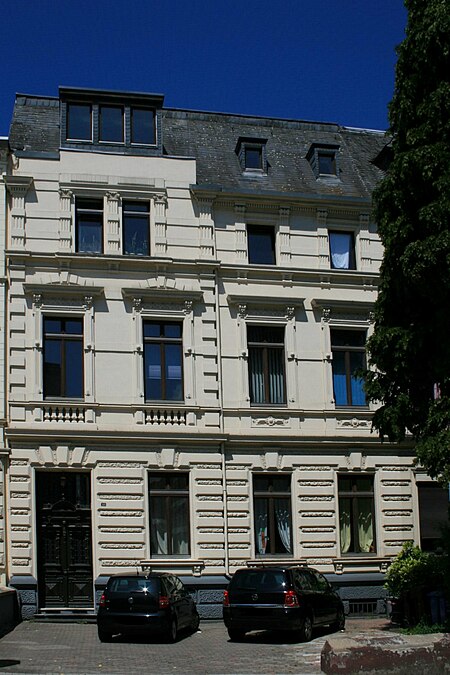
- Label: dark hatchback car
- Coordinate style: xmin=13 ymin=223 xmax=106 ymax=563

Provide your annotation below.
xmin=97 ymin=572 xmax=200 ymax=642
xmin=223 ymin=566 xmax=345 ymax=642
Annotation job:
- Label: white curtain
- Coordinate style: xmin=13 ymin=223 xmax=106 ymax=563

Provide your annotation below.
xmin=150 ymin=498 xmax=168 ymax=555
xmin=172 ymin=496 xmax=189 ymax=554
xmin=339 ymin=498 xmax=351 ymax=554
xmin=330 ymin=232 xmax=351 ymax=269
xmin=275 ymin=500 xmax=291 ymax=553
xmin=254 ymin=499 xmax=268 ymax=554
xmin=358 ymin=499 xmax=374 ymax=553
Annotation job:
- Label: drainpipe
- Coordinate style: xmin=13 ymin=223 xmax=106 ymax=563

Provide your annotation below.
xmin=221 ymin=441 xmax=230 ymax=577
xmin=214 ymin=266 xmax=229 ymax=577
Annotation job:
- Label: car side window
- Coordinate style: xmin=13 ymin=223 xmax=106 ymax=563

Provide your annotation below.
xmin=161 ymin=577 xmax=172 ymax=595
xmin=294 ymin=570 xmax=312 ymax=591
xmin=313 ymin=571 xmax=331 ymax=592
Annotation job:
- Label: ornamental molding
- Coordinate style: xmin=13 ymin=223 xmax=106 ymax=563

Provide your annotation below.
xmin=251 ymin=416 xmax=289 ymax=428
xmin=383 ymin=495 xmax=411 ymax=502
xmin=97 ymin=461 xmax=145 ymax=468
xmin=25 ymin=283 xmax=104 ymax=303
xmin=299 ymin=495 xmax=333 ymax=502
xmin=98 ymin=510 xmax=142 ymax=517
xmin=311 ymin=298 xmax=374 ymax=321
xmin=122 ymin=287 xmax=203 ymax=305
xmin=99 ymin=528 xmax=143 ymax=534
xmin=4 ymin=175 xmax=33 ymax=194
xmin=337 ymin=418 xmax=371 ymax=430
xmin=298 ymin=480 xmax=333 ymax=487
xmin=228 ymin=294 xmax=304 ymax=312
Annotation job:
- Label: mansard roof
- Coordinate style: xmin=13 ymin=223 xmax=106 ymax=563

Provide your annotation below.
xmin=9 ymin=92 xmax=387 ymax=198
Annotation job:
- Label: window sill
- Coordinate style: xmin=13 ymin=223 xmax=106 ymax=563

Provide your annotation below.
xmin=250 ymin=557 xmax=305 ymax=567
xmin=242 ymin=169 xmax=267 ymax=177
xmin=334 ymin=405 xmax=369 ymax=410
xmin=250 ymin=403 xmax=287 ymax=408
xmin=43 ymin=397 xmax=85 ymax=403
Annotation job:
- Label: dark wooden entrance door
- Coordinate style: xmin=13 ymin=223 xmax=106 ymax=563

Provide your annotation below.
xmin=36 ymin=471 xmax=93 ymax=608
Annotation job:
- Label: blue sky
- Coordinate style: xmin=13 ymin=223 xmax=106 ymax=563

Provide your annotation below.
xmin=2 ymin=1 xmax=407 ymax=136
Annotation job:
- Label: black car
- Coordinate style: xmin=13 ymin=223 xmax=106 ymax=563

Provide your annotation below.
xmin=223 ymin=565 xmax=345 ymax=642
xmin=97 ymin=572 xmax=200 ymax=642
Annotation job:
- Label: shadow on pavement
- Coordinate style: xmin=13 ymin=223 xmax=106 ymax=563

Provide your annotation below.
xmin=228 ymin=625 xmax=341 ymax=644
xmin=0 ymin=661 xmax=21 ymax=669
xmin=108 ymin=627 xmax=199 ymax=644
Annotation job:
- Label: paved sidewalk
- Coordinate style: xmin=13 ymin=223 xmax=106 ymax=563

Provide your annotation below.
xmin=0 ymin=618 xmax=406 ymax=675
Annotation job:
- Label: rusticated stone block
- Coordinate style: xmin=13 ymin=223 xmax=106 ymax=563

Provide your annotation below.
xmin=18 ymin=589 xmax=36 ymax=606
xmin=197 ymin=589 xmax=224 ymax=604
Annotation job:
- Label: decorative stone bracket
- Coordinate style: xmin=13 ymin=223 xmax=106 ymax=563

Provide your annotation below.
xmin=140 ymin=560 xmax=205 ymax=576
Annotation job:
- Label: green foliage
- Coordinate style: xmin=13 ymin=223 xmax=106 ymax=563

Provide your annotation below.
xmin=399 ymin=620 xmax=449 ymax=635
xmin=365 ymin=0 xmax=450 ymax=482
xmin=384 ymin=541 xmax=437 ymax=598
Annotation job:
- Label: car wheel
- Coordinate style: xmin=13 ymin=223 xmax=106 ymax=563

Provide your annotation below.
xmin=168 ymin=617 xmax=178 ymax=643
xmin=227 ymin=627 xmax=245 ymax=641
xmin=97 ymin=627 xmax=113 ymax=643
xmin=331 ymin=607 xmax=345 ymax=632
xmin=191 ymin=611 xmax=200 ymax=633
xmin=299 ymin=615 xmax=313 ymax=642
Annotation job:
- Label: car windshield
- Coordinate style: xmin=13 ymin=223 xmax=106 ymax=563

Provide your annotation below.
xmin=107 ymin=577 xmax=159 ymax=595
xmin=232 ymin=570 xmax=286 ymax=591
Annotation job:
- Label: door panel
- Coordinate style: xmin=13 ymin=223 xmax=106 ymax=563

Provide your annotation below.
xmin=36 ymin=472 xmax=93 ymax=608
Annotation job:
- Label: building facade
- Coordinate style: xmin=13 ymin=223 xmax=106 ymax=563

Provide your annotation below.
xmin=0 ymin=137 xmax=8 ymax=586
xmin=4 ymin=88 xmax=448 ymax=618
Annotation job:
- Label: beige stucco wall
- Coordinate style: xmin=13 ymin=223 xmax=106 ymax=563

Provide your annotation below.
xmin=5 ymin=145 xmax=420 ymax=591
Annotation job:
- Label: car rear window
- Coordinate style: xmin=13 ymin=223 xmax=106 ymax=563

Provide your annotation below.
xmin=107 ymin=577 xmax=159 ymax=595
xmin=231 ymin=570 xmax=286 ymax=591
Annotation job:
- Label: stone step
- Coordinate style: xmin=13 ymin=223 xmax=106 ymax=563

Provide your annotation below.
xmin=33 ymin=610 xmax=97 ymax=623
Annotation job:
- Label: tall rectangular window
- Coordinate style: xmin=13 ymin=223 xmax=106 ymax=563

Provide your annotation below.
xmin=149 ymin=473 xmax=190 ymax=556
xmin=123 ymin=201 xmax=149 ymax=255
xmin=417 ymin=482 xmax=450 ymax=551
xmin=143 ymin=321 xmax=183 ymax=401
xmin=253 ymin=474 xmax=292 ymax=555
xmin=329 ymin=231 xmax=356 ymax=270
xmin=338 ymin=475 xmax=375 ymax=554
xmin=247 ymin=225 xmax=276 ymax=265
xmin=248 ymin=325 xmax=286 ymax=405
xmin=131 ymin=108 xmax=156 ymax=145
xmin=331 ymin=329 xmax=366 ymax=406
xmin=76 ymin=198 xmax=103 ymax=254
xmin=43 ymin=317 xmax=83 ymax=398
xmin=99 ymin=105 xmax=124 ymax=143
xmin=67 ymin=103 xmax=92 ymax=141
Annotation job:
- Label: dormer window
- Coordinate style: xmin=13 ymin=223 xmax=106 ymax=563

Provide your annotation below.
xmin=99 ymin=105 xmax=124 ymax=143
xmin=67 ymin=103 xmax=92 ymax=141
xmin=60 ymin=87 xmax=164 ymax=156
xmin=131 ymin=108 xmax=155 ymax=145
xmin=236 ymin=137 xmax=268 ymax=173
xmin=307 ymin=143 xmax=340 ymax=178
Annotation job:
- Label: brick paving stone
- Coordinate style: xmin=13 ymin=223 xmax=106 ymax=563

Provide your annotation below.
xmin=0 ymin=618 xmax=390 ymax=675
